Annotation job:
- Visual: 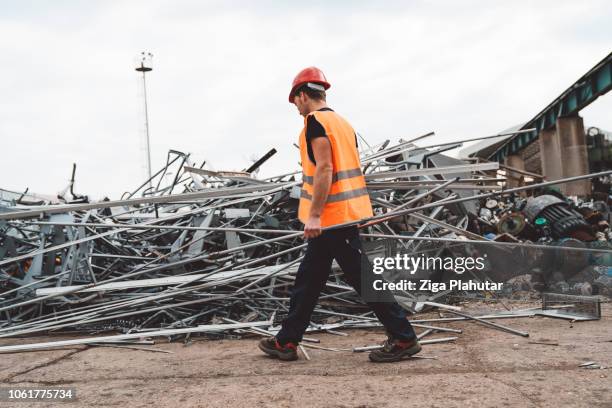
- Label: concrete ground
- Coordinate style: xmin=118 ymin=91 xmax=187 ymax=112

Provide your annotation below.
xmin=0 ymin=303 xmax=610 ymax=408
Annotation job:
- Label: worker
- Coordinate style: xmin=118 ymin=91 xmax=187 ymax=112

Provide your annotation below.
xmin=258 ymin=67 xmax=420 ymax=362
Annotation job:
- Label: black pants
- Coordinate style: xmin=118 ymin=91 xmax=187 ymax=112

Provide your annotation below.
xmin=276 ymin=226 xmax=416 ymax=344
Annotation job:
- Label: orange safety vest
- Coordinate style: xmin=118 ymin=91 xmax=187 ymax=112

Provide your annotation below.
xmin=298 ymin=110 xmax=373 ymax=227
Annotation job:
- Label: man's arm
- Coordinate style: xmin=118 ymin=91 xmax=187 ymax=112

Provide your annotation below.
xmin=303 ymin=137 xmax=333 ymax=239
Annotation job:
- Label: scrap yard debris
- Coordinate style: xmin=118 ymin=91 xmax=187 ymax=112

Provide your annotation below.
xmin=0 ymin=136 xmax=610 ymax=355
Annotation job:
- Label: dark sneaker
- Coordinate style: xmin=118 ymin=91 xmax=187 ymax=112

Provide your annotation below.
xmin=368 ymin=336 xmax=422 ymax=363
xmin=258 ymin=337 xmax=298 ymax=361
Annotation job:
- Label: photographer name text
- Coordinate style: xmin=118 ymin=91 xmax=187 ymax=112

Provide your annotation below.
xmin=373 ymin=279 xmax=503 ymax=293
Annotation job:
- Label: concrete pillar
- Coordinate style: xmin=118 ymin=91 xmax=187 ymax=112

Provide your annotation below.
xmin=556 ymin=115 xmax=591 ymax=196
xmin=538 ymin=115 xmax=591 ymax=197
xmin=538 ymin=127 xmax=563 ymax=182
xmin=504 ymin=154 xmax=525 ymax=189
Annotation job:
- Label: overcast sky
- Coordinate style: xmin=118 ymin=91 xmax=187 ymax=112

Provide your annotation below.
xmin=1 ymin=0 xmax=610 ymax=200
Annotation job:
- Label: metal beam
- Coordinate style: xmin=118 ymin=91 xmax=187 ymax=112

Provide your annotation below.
xmin=0 ymin=181 xmax=297 ymax=221
xmin=0 ymin=321 xmax=271 ymax=353
xmin=364 ymin=163 xmax=499 ymax=180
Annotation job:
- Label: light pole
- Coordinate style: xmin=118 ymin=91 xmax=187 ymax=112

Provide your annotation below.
xmin=135 ymin=52 xmax=153 ymax=189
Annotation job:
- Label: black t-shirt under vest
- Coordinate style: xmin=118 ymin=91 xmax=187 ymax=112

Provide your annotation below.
xmin=305 ymin=107 xmax=358 ymax=164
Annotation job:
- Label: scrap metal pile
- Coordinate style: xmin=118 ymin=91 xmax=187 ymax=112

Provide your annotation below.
xmin=470 ymin=189 xmax=612 ymax=298
xmin=0 ymin=133 xmax=610 ymax=352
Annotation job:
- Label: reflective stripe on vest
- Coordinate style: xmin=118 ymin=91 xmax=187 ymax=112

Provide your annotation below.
xmin=302 ymin=167 xmax=364 ymax=185
xmin=300 ymin=186 xmax=370 ymax=203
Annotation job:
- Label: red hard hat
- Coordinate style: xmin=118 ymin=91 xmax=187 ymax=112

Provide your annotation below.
xmin=288 ymin=67 xmax=331 ymax=103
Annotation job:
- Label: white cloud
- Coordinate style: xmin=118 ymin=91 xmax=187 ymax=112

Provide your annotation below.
xmin=0 ymin=0 xmax=610 ymax=198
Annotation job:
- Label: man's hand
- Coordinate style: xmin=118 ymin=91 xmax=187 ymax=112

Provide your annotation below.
xmin=303 ymin=216 xmax=322 ymax=239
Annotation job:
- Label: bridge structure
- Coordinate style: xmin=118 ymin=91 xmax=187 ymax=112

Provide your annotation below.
xmin=480 ymin=52 xmax=611 ymax=196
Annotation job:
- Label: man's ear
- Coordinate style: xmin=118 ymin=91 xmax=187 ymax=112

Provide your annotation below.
xmin=297 ymin=91 xmax=307 ymax=103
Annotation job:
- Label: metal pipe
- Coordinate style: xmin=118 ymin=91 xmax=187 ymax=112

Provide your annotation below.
xmin=0 ymin=321 xmax=272 ymax=353
xmin=352 ymin=169 xmax=612 ymax=230
xmin=0 ymin=181 xmax=298 ymax=221
xmin=359 ymin=233 xmax=612 ymax=254
xmin=446 ymin=310 xmax=529 ymax=337
xmin=27 ymin=221 xmax=298 ymax=235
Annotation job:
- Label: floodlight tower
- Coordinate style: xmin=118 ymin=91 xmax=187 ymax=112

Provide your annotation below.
xmin=135 ymin=51 xmax=154 ymax=188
